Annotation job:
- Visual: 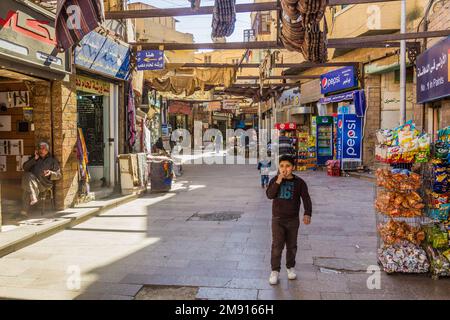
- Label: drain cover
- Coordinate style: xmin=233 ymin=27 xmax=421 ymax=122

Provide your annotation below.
xmin=313 ymin=257 xmax=368 ymax=273
xmin=135 ymin=285 xmax=199 ymax=300
xmin=187 ymin=211 xmax=243 ymax=221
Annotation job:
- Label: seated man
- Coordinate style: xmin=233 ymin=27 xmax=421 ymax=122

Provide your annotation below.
xmin=20 ymin=141 xmax=61 ymax=217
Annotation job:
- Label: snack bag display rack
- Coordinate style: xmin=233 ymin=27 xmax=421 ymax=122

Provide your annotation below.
xmin=375 ymin=162 xmax=430 ymax=274
xmin=296 ymin=132 xmax=316 ymax=171
xmin=421 ymin=141 xmax=450 ymax=279
xmin=374 ymin=123 xmax=450 ymax=278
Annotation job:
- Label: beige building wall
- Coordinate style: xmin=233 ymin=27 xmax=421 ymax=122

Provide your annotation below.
xmin=128 ymin=2 xmax=195 ymax=63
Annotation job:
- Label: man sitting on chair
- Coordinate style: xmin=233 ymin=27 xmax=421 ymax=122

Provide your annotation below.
xmin=20 ymin=141 xmax=61 ymax=217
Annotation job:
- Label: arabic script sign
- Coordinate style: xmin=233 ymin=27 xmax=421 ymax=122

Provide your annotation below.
xmin=76 ymin=76 xmax=110 ymax=96
xmin=320 ymin=66 xmax=358 ymax=95
xmin=75 ymin=31 xmax=131 ymax=80
xmin=137 ymin=50 xmax=165 ymax=71
xmin=416 ymin=36 xmax=450 ymax=104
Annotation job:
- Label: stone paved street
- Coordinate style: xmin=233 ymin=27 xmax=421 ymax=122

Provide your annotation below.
xmin=0 ymin=164 xmax=449 ymax=300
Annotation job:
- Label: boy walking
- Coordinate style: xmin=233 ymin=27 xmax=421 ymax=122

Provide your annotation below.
xmin=257 ymin=156 xmax=271 ymax=188
xmin=266 ymin=155 xmax=312 ymax=285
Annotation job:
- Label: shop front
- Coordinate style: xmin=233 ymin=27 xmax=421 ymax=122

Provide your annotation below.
xmin=416 ymin=36 xmax=450 ymax=141
xmin=0 ymin=0 xmax=71 ymax=217
xmin=318 ymin=66 xmax=366 ymax=170
xmin=74 ymin=31 xmax=131 ymax=192
xmin=168 ymin=101 xmax=192 ymax=133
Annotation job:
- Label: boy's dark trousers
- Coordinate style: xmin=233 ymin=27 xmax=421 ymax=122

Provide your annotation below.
xmin=271 ymin=217 xmax=299 ymax=272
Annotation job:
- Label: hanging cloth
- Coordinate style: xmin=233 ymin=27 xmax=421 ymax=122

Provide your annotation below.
xmin=56 ymin=0 xmax=105 ymax=52
xmin=76 ymin=128 xmax=90 ymax=185
xmin=127 ymin=83 xmax=137 ymax=149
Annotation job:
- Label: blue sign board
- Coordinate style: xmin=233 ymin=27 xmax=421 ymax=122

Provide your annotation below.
xmin=337 ymin=114 xmax=363 ymax=161
xmin=75 ymin=31 xmax=131 ymax=80
xmin=320 ymin=89 xmax=366 ymax=117
xmin=137 ymin=50 xmax=165 ymax=71
xmin=416 ymin=36 xmax=450 ymax=104
xmin=320 ymin=66 xmax=358 ymax=95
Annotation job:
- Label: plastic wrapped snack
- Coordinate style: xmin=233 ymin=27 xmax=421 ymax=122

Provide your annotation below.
xmin=378 ymin=241 xmax=429 ymax=273
xmin=377 ymin=220 xmax=425 ymax=245
xmin=425 ymin=245 xmax=450 ymax=278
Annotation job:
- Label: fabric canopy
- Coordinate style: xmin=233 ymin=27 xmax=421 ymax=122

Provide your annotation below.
xmin=145 ymin=66 xmax=236 ymax=96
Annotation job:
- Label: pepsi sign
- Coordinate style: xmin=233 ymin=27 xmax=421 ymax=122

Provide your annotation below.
xmin=337 ymin=114 xmax=363 ymax=160
xmin=320 ymin=67 xmax=358 ymax=95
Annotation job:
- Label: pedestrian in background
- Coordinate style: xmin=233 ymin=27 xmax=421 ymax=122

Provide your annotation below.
xmin=266 ymin=155 xmax=312 ymax=285
xmin=257 ymin=152 xmax=272 ymax=188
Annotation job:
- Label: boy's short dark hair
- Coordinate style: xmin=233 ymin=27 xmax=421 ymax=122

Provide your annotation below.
xmin=279 ymin=154 xmax=295 ymax=166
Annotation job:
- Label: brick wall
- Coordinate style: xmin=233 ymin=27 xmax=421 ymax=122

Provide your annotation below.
xmin=439 ymin=100 xmax=450 ymax=128
xmin=426 ymin=1 xmax=450 ymax=47
xmin=51 ymin=75 xmax=79 ymax=210
xmin=32 ymin=81 xmax=52 ymax=146
xmin=363 ymin=74 xmax=381 ymax=168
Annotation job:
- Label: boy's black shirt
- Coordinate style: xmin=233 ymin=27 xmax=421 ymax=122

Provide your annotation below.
xmin=266 ymin=174 xmax=312 ymax=218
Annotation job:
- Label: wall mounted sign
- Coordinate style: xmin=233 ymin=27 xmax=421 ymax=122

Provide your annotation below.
xmin=416 ymin=36 xmax=449 ymax=104
xmin=137 ymin=50 xmax=164 ymax=71
xmin=274 ymin=122 xmax=297 ymax=130
xmin=0 ymin=0 xmax=70 ymax=76
xmin=278 ymin=88 xmax=301 ymax=108
xmin=320 ymin=66 xmax=358 ymax=95
xmin=76 ymin=76 xmax=110 ymax=96
xmin=168 ymin=101 xmax=192 ymax=115
xmin=0 ymin=116 xmax=12 ymax=131
xmin=0 ymin=156 xmax=6 ymax=172
xmin=75 ymin=31 xmax=131 ymax=80
xmin=0 ymin=91 xmax=29 ymax=108
xmin=16 ymin=155 xmax=30 ymax=171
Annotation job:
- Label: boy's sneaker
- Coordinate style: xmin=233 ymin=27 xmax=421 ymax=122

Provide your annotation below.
xmin=269 ymin=271 xmax=279 ymax=285
xmin=287 ymin=268 xmax=297 ymax=280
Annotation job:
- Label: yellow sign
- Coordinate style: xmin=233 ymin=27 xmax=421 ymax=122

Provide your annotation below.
xmin=76 ymin=76 xmax=110 ymax=96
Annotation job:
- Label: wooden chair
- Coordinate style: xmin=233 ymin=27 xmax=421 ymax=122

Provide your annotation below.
xmin=40 ymin=187 xmax=55 ymax=216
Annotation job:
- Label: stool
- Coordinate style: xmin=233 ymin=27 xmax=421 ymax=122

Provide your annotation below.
xmin=40 ymin=188 xmax=55 ymax=216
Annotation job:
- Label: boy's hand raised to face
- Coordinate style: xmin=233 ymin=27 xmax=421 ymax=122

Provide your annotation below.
xmin=303 ymin=215 xmax=311 ymax=225
xmin=276 ymin=173 xmax=285 ymax=184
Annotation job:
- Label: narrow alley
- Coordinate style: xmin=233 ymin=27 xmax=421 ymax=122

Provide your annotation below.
xmin=0 ymin=164 xmax=448 ymax=300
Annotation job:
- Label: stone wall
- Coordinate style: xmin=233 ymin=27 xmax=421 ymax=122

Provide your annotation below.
xmin=363 ymin=74 xmax=381 ymax=168
xmin=51 ymin=75 xmax=79 ymax=210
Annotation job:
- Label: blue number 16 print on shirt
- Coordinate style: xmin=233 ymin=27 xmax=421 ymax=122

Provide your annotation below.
xmin=279 ymin=181 xmax=294 ymax=200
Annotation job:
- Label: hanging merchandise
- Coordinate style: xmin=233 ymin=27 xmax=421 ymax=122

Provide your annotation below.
xmin=421 ymin=133 xmax=450 ymax=279
xmin=211 ymin=0 xmax=236 ymax=38
xmin=127 ymin=83 xmax=137 ymax=149
xmin=377 ymin=241 xmax=430 ymax=274
xmin=77 ymin=128 xmax=90 ymax=195
xmin=375 ymin=121 xmax=430 ymax=164
xmin=375 ymin=123 xmax=430 ymax=273
xmin=280 ymin=0 xmax=328 ymax=62
xmin=56 ymin=0 xmax=105 ymax=52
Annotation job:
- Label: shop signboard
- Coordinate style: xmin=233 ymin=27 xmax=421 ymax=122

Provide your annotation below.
xmin=319 ymin=89 xmax=366 ymax=117
xmin=337 ymin=114 xmax=363 ymax=161
xmin=277 ymin=88 xmax=301 ymax=108
xmin=76 ymin=76 xmax=110 ymax=96
xmin=137 ymin=50 xmax=164 ymax=71
xmin=0 ymin=0 xmax=70 ymax=77
xmin=75 ymin=31 xmax=131 ymax=80
xmin=320 ymin=66 xmax=358 ymax=95
xmin=168 ymin=101 xmax=192 ymax=115
xmin=416 ymin=36 xmax=450 ymax=104
xmin=274 ymin=122 xmax=297 ymax=130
